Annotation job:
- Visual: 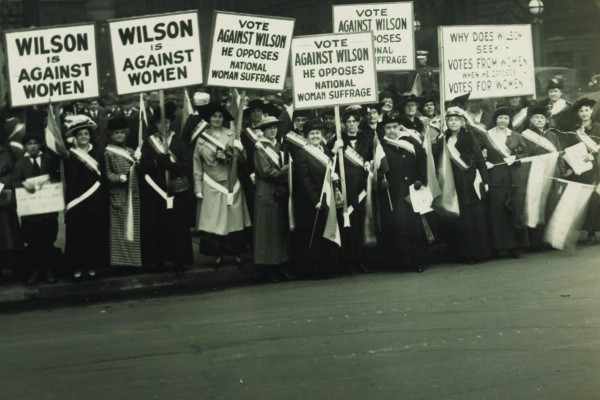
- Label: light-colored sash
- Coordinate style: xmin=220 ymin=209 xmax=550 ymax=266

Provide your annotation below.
xmin=190 ymin=120 xmax=208 ymax=143
xmin=105 ymin=145 xmax=135 ymax=164
xmin=148 ymin=134 xmax=176 ymax=162
xmin=304 ymin=145 xmax=330 ymax=168
xmin=204 ymin=173 xmax=240 ymax=206
xmin=255 ymin=140 xmax=280 ymax=167
xmin=447 ymin=136 xmax=469 ymax=170
xmin=576 ymin=130 xmax=600 ymax=153
xmin=145 ymin=174 xmax=173 ymax=209
xmin=344 ymin=146 xmax=365 ymax=168
xmin=485 ymin=128 xmax=512 ymax=159
xmin=383 ymin=137 xmax=416 ymax=155
xmin=285 ymin=131 xmax=308 ymax=148
xmin=69 ymin=147 xmax=101 ymax=176
xmin=521 ymin=129 xmax=558 ymax=153
xmin=199 ymin=131 xmax=227 ymax=152
xmin=65 ymin=181 xmax=101 ymax=212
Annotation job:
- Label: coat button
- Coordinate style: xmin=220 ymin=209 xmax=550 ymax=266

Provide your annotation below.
xmin=404 ymin=177 xmax=408 ymax=180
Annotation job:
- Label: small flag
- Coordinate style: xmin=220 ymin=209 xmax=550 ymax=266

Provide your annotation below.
xmin=409 ymin=73 xmax=423 ymax=97
xmin=44 ymin=102 xmax=68 ymax=157
xmin=433 ymin=136 xmax=459 ymax=217
xmin=181 ymin=89 xmax=194 ymax=135
xmin=423 ymin=127 xmax=441 ymax=200
xmin=322 ymin=163 xmax=341 ymax=246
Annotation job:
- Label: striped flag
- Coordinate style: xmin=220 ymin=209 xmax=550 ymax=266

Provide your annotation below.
xmin=523 ymin=153 xmax=559 ymax=228
xmin=373 ymin=135 xmax=389 ymax=174
xmin=409 ymin=73 xmax=423 ymax=96
xmin=544 ymin=180 xmax=595 ymax=250
xmin=181 ymin=88 xmax=194 ymax=135
xmin=322 ymin=162 xmax=341 ymax=246
xmin=138 ymin=93 xmax=147 ymax=149
xmin=433 ymin=136 xmax=459 ymax=217
xmin=44 ymin=102 xmax=68 ymax=157
xmin=423 ymin=126 xmax=441 ymax=200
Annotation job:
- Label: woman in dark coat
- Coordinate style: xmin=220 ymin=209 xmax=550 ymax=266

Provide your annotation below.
xmin=566 ymin=98 xmax=600 ymax=244
xmin=138 ymin=102 xmax=193 ymax=275
xmin=63 ymin=115 xmax=108 ymax=280
xmin=293 ymin=119 xmax=342 ymax=279
xmin=253 ymin=116 xmax=290 ymax=281
xmin=480 ymin=107 xmax=529 ymax=257
xmin=438 ymin=107 xmax=491 ymax=263
xmin=0 ymin=143 xmax=22 ymax=280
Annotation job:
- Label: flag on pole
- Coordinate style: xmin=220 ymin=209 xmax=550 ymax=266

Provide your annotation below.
xmin=373 ymin=136 xmax=389 ymax=174
xmin=423 ymin=127 xmax=441 ymax=200
xmin=44 ymin=102 xmax=68 ymax=157
xmin=409 ymin=73 xmax=423 ymax=96
xmin=322 ymin=162 xmax=341 ymax=246
xmin=523 ymin=153 xmax=559 ymax=227
xmin=544 ymin=180 xmax=595 ymax=250
xmin=181 ymin=89 xmax=194 ymax=135
xmin=433 ymin=136 xmax=459 ymax=217
xmin=138 ymin=93 xmax=147 ymax=149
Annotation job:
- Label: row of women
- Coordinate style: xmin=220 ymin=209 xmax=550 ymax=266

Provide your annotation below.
xmin=1 ymin=84 xmax=599 ymax=284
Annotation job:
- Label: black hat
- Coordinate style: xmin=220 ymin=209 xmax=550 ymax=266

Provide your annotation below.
xmin=21 ymin=131 xmax=42 ymax=145
xmin=449 ymin=92 xmax=471 ymax=108
xmin=398 ymin=95 xmax=426 ymax=111
xmin=318 ymin=107 xmax=335 ymax=118
xmin=292 ymin=109 xmax=313 ymax=120
xmin=378 ymin=90 xmax=394 ymax=102
xmin=527 ymin=106 xmax=548 ymax=119
xmin=493 ymin=107 xmax=514 ymax=123
xmin=341 ymin=109 xmax=361 ymax=123
xmin=303 ymin=119 xmax=324 ymax=135
xmin=381 ymin=114 xmax=401 ymax=126
xmin=243 ymin=99 xmax=268 ymax=119
xmin=151 ymin=101 xmax=178 ymax=124
xmin=107 ymin=117 xmax=129 ymax=132
xmin=572 ymin=97 xmax=596 ymax=112
xmin=198 ymin=102 xmax=234 ymax=123
xmin=546 ymin=78 xmax=564 ymax=91
xmin=364 ymin=102 xmax=384 ymax=114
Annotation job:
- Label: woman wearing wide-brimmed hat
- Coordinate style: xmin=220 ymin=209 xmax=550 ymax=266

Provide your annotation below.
xmin=104 ymin=116 xmax=142 ymax=268
xmin=63 ymin=115 xmax=109 ymax=280
xmin=566 ymin=98 xmax=600 ymax=244
xmin=479 ymin=107 xmax=530 ymax=257
xmin=138 ymin=102 xmax=193 ymax=275
xmin=436 ymin=107 xmax=491 ymax=263
xmin=193 ymin=102 xmax=251 ymax=268
xmin=252 ymin=116 xmax=291 ymax=281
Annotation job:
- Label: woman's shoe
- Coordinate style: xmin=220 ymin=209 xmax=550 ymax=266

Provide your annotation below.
xmin=73 ymin=270 xmax=83 ymax=281
xmin=234 ymin=256 xmax=245 ymax=270
xmin=87 ymin=270 xmax=97 ymax=280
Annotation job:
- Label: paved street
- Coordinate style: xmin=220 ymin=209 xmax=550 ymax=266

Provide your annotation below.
xmin=2 ymin=246 xmax=600 ymax=400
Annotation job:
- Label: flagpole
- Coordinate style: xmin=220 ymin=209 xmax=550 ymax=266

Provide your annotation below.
xmin=158 ymin=90 xmax=169 ymax=186
xmin=309 ymin=155 xmax=337 ymax=249
xmin=228 ymin=89 xmax=246 ymax=204
xmin=137 ymin=93 xmax=144 ymax=151
xmin=334 ymin=106 xmax=350 ymax=227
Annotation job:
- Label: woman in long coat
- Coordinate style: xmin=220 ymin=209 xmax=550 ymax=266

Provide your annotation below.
xmin=104 ymin=117 xmax=142 ymax=267
xmin=193 ymin=103 xmax=251 ymax=268
xmin=253 ymin=116 xmax=290 ymax=280
xmin=438 ymin=107 xmax=491 ymax=263
xmin=0 ymin=143 xmax=22 ymax=279
xmin=566 ymin=98 xmax=600 ymax=244
xmin=293 ymin=119 xmax=342 ymax=279
xmin=138 ymin=102 xmax=193 ymax=275
xmin=63 ymin=115 xmax=108 ymax=280
xmin=480 ymin=107 xmax=529 ymax=257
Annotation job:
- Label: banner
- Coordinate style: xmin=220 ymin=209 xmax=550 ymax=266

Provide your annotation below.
xmin=108 ymin=11 xmax=203 ymax=95
xmin=290 ymin=32 xmax=378 ymax=110
xmin=4 ymin=24 xmax=99 ymax=107
xmin=15 ymin=182 xmax=65 ymax=217
xmin=207 ymin=11 xmax=294 ymax=91
xmin=438 ymin=25 xmax=535 ymax=100
xmin=333 ymin=2 xmax=415 ymax=71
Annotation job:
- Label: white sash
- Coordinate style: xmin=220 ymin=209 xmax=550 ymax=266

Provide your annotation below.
xmin=69 ymin=147 xmax=101 ymax=176
xmin=255 ymin=140 xmax=280 ymax=167
xmin=486 ymin=128 xmax=512 ymax=159
xmin=303 ymin=145 xmax=330 ymax=168
xmin=199 ymin=131 xmax=226 ymax=152
xmin=383 ymin=137 xmax=416 ymax=155
xmin=203 ymin=173 xmax=240 ymax=206
xmin=512 ymin=107 xmax=529 ymax=129
xmin=447 ymin=136 xmax=469 ymax=170
xmin=285 ymin=131 xmax=308 ymax=148
xmin=521 ymin=129 xmax=558 ymax=153
xmin=10 ymin=141 xmax=23 ymax=151
xmin=149 ymin=134 xmax=176 ymax=162
xmin=190 ymin=120 xmax=208 ymax=143
xmin=404 ymin=129 xmax=423 ymax=145
xmin=65 ymin=181 xmax=101 ymax=212
xmin=144 ymin=175 xmax=173 ymax=209
xmin=576 ymin=131 xmax=600 ymax=153
xmin=105 ymin=144 xmax=135 ymax=163
xmin=344 ymin=146 xmax=365 ymax=168
xmin=549 ymin=99 xmax=568 ymax=116
xmin=244 ymin=127 xmax=260 ymax=144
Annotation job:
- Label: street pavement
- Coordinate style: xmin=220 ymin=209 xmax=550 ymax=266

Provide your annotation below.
xmin=1 ymin=246 xmax=600 ymax=400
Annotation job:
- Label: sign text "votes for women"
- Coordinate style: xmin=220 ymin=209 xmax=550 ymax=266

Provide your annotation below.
xmin=108 ymin=11 xmax=203 ymax=95
xmin=4 ymin=24 xmax=99 ymax=107
xmin=439 ymin=25 xmax=536 ymax=100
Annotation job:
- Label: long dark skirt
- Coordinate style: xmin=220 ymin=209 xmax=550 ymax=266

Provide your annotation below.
xmin=582 ymin=192 xmax=600 ymax=233
xmin=488 ymin=186 xmax=528 ymax=251
xmin=447 ymin=202 xmax=491 ymax=261
xmin=294 ymin=204 xmax=336 ymax=276
xmin=65 ymin=203 xmax=108 ymax=270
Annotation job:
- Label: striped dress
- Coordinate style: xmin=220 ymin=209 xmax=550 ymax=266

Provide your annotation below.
xmin=104 ymin=144 xmax=142 ymax=266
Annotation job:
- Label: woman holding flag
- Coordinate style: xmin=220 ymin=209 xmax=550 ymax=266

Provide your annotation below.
xmin=480 ymin=107 xmax=529 ymax=257
xmin=437 ymin=107 xmax=491 ymax=264
xmin=193 ymin=103 xmax=250 ymax=268
xmin=294 ymin=119 xmax=342 ymax=279
xmin=138 ymin=102 xmax=193 ymax=275
xmin=63 ymin=115 xmax=108 ymax=280
xmin=104 ymin=117 xmax=142 ymax=268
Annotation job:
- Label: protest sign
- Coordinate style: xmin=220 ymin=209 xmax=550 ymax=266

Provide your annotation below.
xmin=290 ymin=32 xmax=378 ymax=110
xmin=333 ymin=2 xmax=414 ymax=71
xmin=207 ymin=11 xmax=294 ymax=91
xmin=438 ymin=25 xmax=536 ymax=101
xmin=4 ymin=24 xmax=99 ymax=107
xmin=15 ymin=182 xmax=65 ymax=217
xmin=108 ymin=11 xmax=203 ymax=95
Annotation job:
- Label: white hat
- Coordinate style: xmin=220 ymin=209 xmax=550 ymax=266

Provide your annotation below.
xmin=193 ymin=92 xmax=210 ymax=106
xmin=416 ymin=50 xmax=429 ymax=59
